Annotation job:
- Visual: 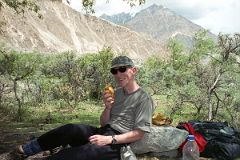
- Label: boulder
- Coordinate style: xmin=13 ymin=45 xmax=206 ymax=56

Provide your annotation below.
xmin=130 ymin=126 xmax=188 ymax=154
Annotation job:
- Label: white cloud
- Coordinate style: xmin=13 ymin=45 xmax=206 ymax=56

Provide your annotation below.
xmin=68 ymin=0 xmax=82 ymax=12
xmin=69 ymin=0 xmax=240 ymax=34
xmin=94 ymin=0 xmax=132 ymax=16
xmin=193 ymin=1 xmax=240 ymax=34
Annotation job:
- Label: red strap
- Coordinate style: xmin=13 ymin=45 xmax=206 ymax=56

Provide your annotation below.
xmin=179 ymin=123 xmax=207 ymax=152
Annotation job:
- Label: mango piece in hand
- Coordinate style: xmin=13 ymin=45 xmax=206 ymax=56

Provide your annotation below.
xmin=104 ymin=84 xmax=115 ymax=104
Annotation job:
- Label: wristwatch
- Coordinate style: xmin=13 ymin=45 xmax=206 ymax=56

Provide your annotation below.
xmin=111 ymin=135 xmax=117 ymax=144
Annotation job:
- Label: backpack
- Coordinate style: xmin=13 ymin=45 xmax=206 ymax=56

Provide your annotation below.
xmin=185 ymin=120 xmax=240 ymax=160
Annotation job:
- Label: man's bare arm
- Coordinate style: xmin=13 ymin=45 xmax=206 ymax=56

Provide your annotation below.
xmin=113 ymin=129 xmax=144 ymax=144
xmin=89 ymin=129 xmax=145 ymax=146
xmin=100 ymin=108 xmax=111 ymax=126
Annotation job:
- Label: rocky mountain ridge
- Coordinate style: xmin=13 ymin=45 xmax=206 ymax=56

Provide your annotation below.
xmin=101 ymin=4 xmax=217 ymax=47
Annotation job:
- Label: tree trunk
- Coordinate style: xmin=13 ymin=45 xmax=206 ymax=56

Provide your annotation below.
xmin=208 ymin=73 xmax=221 ymax=120
xmin=207 ymin=91 xmax=213 ymax=120
xmin=13 ymin=80 xmax=22 ymax=122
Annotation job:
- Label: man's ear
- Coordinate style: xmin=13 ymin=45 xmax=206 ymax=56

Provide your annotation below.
xmin=132 ymin=67 xmax=137 ymax=74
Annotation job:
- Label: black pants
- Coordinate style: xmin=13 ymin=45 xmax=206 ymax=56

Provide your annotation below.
xmin=37 ymin=123 xmax=122 ymax=160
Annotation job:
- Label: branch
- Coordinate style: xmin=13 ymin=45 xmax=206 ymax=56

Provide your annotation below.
xmin=209 ymin=72 xmax=221 ymax=93
xmin=14 ymin=67 xmax=33 ymax=81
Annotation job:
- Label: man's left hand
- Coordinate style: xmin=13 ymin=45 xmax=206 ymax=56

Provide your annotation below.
xmin=89 ymin=135 xmax=112 ymax=146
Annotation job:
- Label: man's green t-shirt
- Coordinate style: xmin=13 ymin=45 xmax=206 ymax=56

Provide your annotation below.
xmin=107 ymin=87 xmax=154 ymax=133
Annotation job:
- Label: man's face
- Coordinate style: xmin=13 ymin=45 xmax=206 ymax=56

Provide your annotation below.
xmin=111 ymin=66 xmax=137 ymax=88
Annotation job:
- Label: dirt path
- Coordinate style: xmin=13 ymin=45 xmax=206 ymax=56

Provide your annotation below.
xmin=0 ymin=122 xmax=38 ymax=153
xmin=0 ymin=110 xmax=31 ymax=153
xmin=0 ymin=110 xmax=60 ymax=154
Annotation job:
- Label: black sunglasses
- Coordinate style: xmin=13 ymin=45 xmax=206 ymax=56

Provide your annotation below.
xmin=110 ymin=66 xmax=131 ymax=75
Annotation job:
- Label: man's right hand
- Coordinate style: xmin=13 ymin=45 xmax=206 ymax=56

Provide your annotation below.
xmin=103 ymin=91 xmax=114 ymax=110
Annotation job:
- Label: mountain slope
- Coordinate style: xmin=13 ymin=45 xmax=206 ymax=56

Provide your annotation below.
xmin=0 ymin=0 xmax=166 ymax=60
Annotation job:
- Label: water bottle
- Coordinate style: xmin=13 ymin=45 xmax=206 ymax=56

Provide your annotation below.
xmin=182 ymin=135 xmax=200 ymax=160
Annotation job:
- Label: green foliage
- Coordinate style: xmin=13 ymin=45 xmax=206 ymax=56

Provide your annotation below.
xmin=167 ymin=38 xmax=184 ymax=56
xmin=78 ymin=47 xmax=115 ymax=99
xmin=0 ymin=45 xmax=116 ymax=121
xmin=137 ymin=31 xmax=240 ymax=127
xmin=0 ymin=48 xmax=40 ymax=121
xmin=123 ymin=0 xmax=146 ymax=7
xmin=1 ymin=32 xmax=240 ymax=128
xmin=138 ymin=56 xmax=165 ymax=95
xmin=81 ymin=0 xmax=146 ymax=14
xmin=1 ymin=0 xmax=41 ymax=18
xmin=82 ymin=0 xmax=95 ymax=14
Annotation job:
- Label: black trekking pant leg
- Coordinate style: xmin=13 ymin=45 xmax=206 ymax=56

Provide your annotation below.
xmin=37 ymin=123 xmax=98 ymax=151
xmin=46 ymin=143 xmax=121 ymax=160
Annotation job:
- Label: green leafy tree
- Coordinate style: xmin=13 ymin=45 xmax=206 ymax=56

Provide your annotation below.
xmin=167 ymin=31 xmax=240 ymax=123
xmin=0 ymin=0 xmax=42 ymax=18
xmin=190 ymin=33 xmax=240 ymax=120
xmin=0 ymin=48 xmax=37 ymax=121
xmin=40 ymin=52 xmax=86 ymax=108
xmin=207 ymin=33 xmax=240 ymax=121
xmin=154 ymin=31 xmax=240 ymax=125
xmin=78 ymin=47 xmax=114 ymax=100
xmin=138 ymin=56 xmax=165 ymax=95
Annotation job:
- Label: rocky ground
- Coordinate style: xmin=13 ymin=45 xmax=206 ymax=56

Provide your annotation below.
xmin=0 ymin=152 xmax=179 ymax=160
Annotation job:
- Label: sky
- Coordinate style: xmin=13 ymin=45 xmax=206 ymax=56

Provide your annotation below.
xmin=69 ymin=0 xmax=240 ymax=35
